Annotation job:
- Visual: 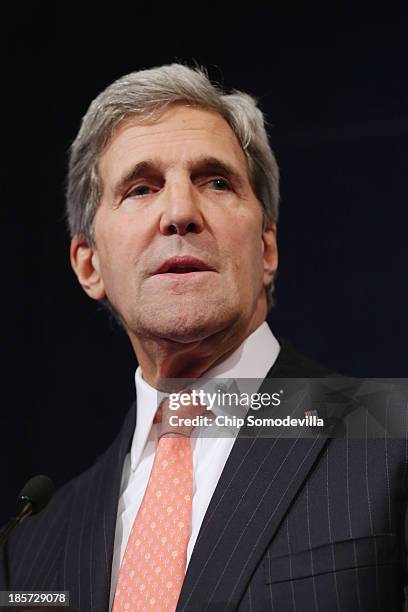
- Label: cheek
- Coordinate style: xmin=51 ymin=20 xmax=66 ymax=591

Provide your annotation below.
xmin=95 ymin=212 xmax=132 ymax=266
xmin=226 ymin=220 xmax=263 ymax=266
xmin=94 ymin=230 xmax=131 ymax=288
xmin=94 ymin=205 xmax=155 ymax=266
xmin=221 ymin=235 xmax=264 ymax=293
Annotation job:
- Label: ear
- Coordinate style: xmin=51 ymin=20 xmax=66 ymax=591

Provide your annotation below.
xmin=70 ymin=235 xmax=106 ymax=300
xmin=261 ymin=223 xmax=278 ymax=286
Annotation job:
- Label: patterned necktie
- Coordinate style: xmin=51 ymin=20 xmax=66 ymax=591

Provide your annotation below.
xmin=113 ymin=393 xmax=205 ymax=611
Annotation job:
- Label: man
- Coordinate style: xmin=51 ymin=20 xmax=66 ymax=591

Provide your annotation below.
xmin=1 ymin=64 xmax=407 ymax=611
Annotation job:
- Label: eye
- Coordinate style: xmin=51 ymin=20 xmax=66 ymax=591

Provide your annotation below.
xmin=208 ymin=177 xmax=231 ymax=191
xmin=126 ymin=184 xmax=155 ymax=198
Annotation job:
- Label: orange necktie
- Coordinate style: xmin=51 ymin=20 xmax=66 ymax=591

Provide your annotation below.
xmin=113 ymin=395 xmax=205 ymax=611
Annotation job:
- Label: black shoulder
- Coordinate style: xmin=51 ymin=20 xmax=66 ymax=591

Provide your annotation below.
xmin=268 ymin=338 xmax=338 ymax=379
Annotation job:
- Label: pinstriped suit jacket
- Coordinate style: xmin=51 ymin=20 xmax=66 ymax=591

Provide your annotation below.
xmin=1 ymin=341 xmax=408 ymax=611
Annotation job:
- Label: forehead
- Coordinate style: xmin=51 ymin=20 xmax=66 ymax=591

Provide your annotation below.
xmin=98 ymin=106 xmax=249 ymax=183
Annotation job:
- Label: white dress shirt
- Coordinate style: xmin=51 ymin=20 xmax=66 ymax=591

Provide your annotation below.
xmin=109 ymin=322 xmax=280 ymax=609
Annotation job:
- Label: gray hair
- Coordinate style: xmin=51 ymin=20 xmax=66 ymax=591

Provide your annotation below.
xmin=66 ymin=63 xmax=280 ymax=310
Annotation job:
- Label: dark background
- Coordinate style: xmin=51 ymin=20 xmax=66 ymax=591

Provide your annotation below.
xmin=2 ymin=8 xmax=408 ymax=524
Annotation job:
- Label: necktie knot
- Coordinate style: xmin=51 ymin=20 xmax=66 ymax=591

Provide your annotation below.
xmin=155 ymin=392 xmax=208 ymax=439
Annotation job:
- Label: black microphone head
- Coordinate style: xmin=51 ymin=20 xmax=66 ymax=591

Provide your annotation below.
xmin=17 ymin=475 xmax=55 ymax=515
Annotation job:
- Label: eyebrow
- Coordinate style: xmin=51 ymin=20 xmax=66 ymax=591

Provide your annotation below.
xmin=110 ymin=155 xmax=246 ymax=198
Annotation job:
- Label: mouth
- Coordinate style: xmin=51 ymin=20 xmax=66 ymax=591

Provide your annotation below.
xmin=153 ymin=256 xmax=215 ymax=276
xmin=163 ymin=266 xmax=202 ymax=274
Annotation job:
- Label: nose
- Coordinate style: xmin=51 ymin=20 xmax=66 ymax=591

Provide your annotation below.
xmin=159 ymin=175 xmax=204 ymax=236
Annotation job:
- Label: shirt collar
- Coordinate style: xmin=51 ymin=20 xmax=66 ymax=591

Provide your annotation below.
xmin=130 ymin=321 xmax=280 ymax=471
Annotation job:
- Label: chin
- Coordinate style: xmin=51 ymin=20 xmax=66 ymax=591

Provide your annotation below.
xmin=128 ymin=297 xmax=237 ymax=343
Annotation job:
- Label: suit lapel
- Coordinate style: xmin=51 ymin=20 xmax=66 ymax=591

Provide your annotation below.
xmin=62 ymin=404 xmax=136 ymax=612
xmin=177 ymin=340 xmax=334 ymax=611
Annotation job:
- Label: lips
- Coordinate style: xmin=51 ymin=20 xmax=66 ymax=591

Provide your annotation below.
xmin=153 ymin=256 xmax=214 ymax=275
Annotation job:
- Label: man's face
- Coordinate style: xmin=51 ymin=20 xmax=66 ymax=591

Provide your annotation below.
xmin=88 ymin=105 xmax=277 ymax=343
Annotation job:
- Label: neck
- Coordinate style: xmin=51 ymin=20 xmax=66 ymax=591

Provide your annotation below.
xmin=129 ymin=299 xmax=267 ymax=390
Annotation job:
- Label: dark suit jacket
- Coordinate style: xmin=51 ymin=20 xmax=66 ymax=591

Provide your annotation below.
xmin=1 ymin=340 xmax=408 ymax=611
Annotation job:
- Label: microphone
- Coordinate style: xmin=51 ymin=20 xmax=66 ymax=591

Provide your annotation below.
xmin=0 ymin=475 xmax=55 ymax=545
